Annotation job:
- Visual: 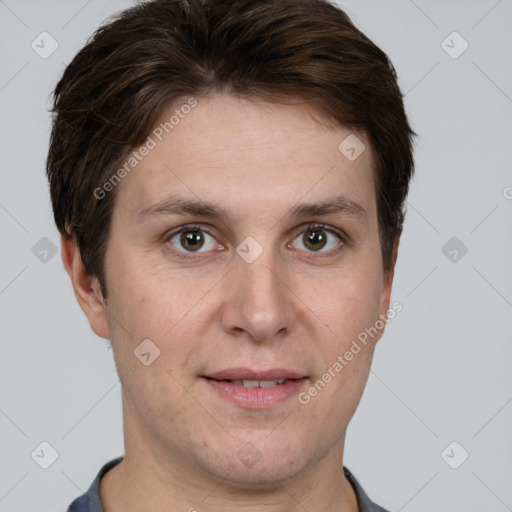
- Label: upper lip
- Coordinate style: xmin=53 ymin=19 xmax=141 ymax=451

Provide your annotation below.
xmin=204 ymin=368 xmax=306 ymax=381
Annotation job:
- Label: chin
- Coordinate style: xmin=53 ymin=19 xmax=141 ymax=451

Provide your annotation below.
xmin=214 ymin=460 xmax=306 ymax=491
xmin=199 ymin=436 xmax=311 ymax=491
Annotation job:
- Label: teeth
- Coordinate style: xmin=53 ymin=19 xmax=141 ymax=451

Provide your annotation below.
xmin=258 ymin=380 xmax=278 ymax=388
xmin=230 ymin=379 xmax=287 ymax=388
xmin=243 ymin=379 xmax=260 ymax=388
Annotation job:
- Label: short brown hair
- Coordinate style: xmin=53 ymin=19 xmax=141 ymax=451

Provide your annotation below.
xmin=46 ymin=0 xmax=416 ymax=298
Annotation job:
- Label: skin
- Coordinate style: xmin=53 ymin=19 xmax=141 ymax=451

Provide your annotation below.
xmin=62 ymin=93 xmax=399 ymax=512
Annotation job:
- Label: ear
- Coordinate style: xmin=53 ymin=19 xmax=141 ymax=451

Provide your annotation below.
xmin=376 ymin=232 xmax=401 ymax=342
xmin=60 ymin=233 xmax=110 ymax=339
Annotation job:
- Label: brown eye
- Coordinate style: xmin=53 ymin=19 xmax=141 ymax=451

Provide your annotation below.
xmin=180 ymin=229 xmax=204 ymax=251
xmin=168 ymin=227 xmax=218 ymax=254
xmin=291 ymin=225 xmax=343 ymax=254
xmin=303 ymin=228 xmax=327 ymax=251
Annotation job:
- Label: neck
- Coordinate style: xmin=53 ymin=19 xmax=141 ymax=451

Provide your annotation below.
xmin=99 ymin=401 xmax=359 ymax=512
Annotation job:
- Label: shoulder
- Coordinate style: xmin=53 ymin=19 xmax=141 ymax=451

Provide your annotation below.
xmin=67 ymin=457 xmax=123 ymax=512
xmin=343 ymin=466 xmax=391 ymax=512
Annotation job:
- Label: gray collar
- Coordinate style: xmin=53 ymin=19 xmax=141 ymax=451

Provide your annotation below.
xmin=68 ymin=457 xmax=390 ymax=512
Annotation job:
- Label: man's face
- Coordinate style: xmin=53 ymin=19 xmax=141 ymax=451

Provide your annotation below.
xmin=95 ymin=94 xmax=395 ymax=487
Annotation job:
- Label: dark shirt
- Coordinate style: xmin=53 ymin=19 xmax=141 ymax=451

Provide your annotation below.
xmin=67 ymin=457 xmax=390 ymax=512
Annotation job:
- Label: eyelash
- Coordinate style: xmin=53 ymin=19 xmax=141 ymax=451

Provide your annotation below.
xmin=164 ymin=223 xmax=347 ymax=260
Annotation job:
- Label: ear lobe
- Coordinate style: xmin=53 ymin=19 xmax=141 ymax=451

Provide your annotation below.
xmin=60 ymin=233 xmax=110 ymax=339
xmin=385 ymin=231 xmax=401 ymax=288
xmin=377 ymin=232 xmax=401 ymax=341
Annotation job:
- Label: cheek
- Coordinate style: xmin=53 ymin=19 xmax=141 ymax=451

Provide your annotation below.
xmin=312 ymin=265 xmax=383 ymax=346
xmin=104 ymin=257 xmax=216 ymax=373
xmin=302 ymin=268 xmax=382 ymax=412
xmin=106 ymin=253 xmax=188 ymax=334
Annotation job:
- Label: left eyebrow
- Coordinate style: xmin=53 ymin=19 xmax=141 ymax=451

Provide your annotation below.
xmin=288 ymin=195 xmax=368 ymax=222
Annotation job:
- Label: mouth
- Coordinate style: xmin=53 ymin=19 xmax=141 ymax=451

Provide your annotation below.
xmin=201 ymin=368 xmax=308 ymax=408
xmin=204 ymin=376 xmax=302 ymax=388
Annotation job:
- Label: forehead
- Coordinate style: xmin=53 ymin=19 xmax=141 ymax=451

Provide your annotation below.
xmin=114 ymin=93 xmax=376 ymax=221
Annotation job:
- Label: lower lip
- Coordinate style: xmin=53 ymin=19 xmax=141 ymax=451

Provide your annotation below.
xmin=203 ymin=377 xmax=308 ymax=409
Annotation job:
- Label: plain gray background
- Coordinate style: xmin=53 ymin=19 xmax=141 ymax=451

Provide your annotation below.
xmin=1 ymin=0 xmax=511 ymax=511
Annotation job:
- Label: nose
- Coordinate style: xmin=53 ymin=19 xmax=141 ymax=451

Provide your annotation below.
xmin=220 ymin=250 xmax=298 ymax=342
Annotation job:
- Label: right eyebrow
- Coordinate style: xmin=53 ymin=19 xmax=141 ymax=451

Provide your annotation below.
xmin=136 ymin=195 xmax=229 ymax=223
